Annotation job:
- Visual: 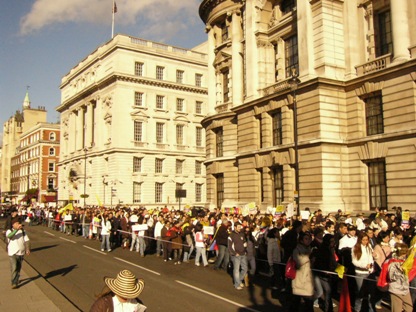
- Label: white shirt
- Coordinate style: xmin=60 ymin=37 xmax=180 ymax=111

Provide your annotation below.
xmin=154 ymin=221 xmax=164 ymax=237
xmin=112 ymin=296 xmax=147 ymax=312
xmin=6 ymin=229 xmax=29 ymax=256
xmin=338 ymin=235 xmax=357 ymax=250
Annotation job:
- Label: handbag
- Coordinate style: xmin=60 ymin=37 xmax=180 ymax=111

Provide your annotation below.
xmin=285 ymin=257 xmax=297 ymax=280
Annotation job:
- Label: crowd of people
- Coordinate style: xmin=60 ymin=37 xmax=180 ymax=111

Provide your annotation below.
xmin=2 ymin=203 xmax=416 ymax=311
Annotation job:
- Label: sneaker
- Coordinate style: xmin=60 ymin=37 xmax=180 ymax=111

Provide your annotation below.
xmin=332 ymin=303 xmax=337 ymax=308
xmin=195 ymin=263 xmax=200 ymax=266
xmin=239 ymin=283 xmax=245 ymax=288
xmin=235 ymin=286 xmax=243 ymax=290
xmin=375 ymin=305 xmax=382 ymax=310
xmin=11 ymin=284 xmax=18 ymax=289
xmin=313 ymin=303 xmax=319 ymax=308
xmin=101 ymin=249 xmax=104 ymax=251
xmin=107 ymin=249 xmax=111 ymax=252
xmin=164 ymin=259 xmax=167 ymax=262
xmin=177 ymin=261 xmax=181 ymax=264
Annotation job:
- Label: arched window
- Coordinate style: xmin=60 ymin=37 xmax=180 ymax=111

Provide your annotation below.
xmin=49 ymin=132 xmax=56 ymax=141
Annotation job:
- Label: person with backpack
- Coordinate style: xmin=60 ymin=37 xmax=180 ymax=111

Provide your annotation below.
xmin=388 ymin=243 xmax=413 ymax=312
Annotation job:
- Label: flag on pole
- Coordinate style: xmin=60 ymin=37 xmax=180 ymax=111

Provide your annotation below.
xmin=113 ymin=1 xmax=117 ymax=13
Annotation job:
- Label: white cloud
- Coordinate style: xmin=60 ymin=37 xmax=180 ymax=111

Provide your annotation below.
xmin=20 ymin=0 xmax=201 ymax=38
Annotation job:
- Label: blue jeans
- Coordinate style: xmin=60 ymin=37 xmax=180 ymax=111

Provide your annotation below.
xmin=214 ymin=244 xmax=230 ymax=270
xmin=355 ymin=273 xmax=374 ymax=312
xmin=101 ymin=234 xmax=110 ymax=251
xmin=231 ymin=254 xmax=248 ymax=288
xmin=156 ymin=236 xmax=162 ymax=256
xmin=9 ymin=255 xmax=24 ymax=286
xmin=130 ymin=232 xmax=139 ymax=252
xmin=183 ymin=245 xmax=194 ymax=261
xmin=138 ymin=237 xmax=146 ymax=256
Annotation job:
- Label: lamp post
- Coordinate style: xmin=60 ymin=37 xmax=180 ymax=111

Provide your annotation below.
xmin=289 ymin=69 xmax=301 ymax=215
xmin=83 ymin=147 xmax=88 ymax=207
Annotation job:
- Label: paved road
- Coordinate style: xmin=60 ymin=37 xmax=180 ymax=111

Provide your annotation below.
xmin=22 ymin=224 xmax=282 ymax=312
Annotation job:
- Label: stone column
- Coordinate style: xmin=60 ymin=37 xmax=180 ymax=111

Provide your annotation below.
xmin=390 ymin=0 xmax=410 ymax=61
xmin=206 ymin=25 xmax=217 ymax=115
xmin=76 ymin=108 xmax=83 ymax=151
xmin=231 ymin=9 xmax=243 ymax=107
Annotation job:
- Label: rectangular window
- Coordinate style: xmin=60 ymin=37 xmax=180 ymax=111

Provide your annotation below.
xmin=273 ymin=166 xmax=284 ymax=206
xmin=195 ymin=101 xmax=203 ymax=114
xmin=134 ymin=121 xmax=143 ymax=142
xmin=156 ymin=122 xmax=164 ymax=143
xmin=176 ymin=98 xmax=184 ymax=112
xmin=48 ymin=178 xmax=54 ymax=190
xmin=365 ymin=93 xmax=384 ymax=136
xmin=134 ymin=92 xmax=143 ymax=107
xmin=155 ymin=182 xmax=163 ymax=203
xmin=216 ymin=174 xmax=224 ymax=209
xmin=48 ymin=162 xmax=55 ymax=172
xmin=375 ymin=10 xmax=393 ymax=57
xmin=176 ymin=70 xmax=184 ymax=83
xmin=195 ymin=160 xmax=202 ymax=175
xmin=196 ymin=183 xmax=202 ymax=202
xmin=133 ymin=182 xmax=141 ymax=203
xmin=367 ymin=159 xmax=387 ymax=210
xmin=156 ymin=66 xmax=164 ymax=80
xmin=222 ymin=70 xmax=230 ymax=103
xmin=134 ymin=62 xmax=143 ymax=76
xmin=196 ymin=127 xmax=203 ymax=147
xmin=176 ymin=159 xmax=183 ymax=174
xmin=156 ymin=95 xmax=164 ymax=109
xmin=285 ymin=35 xmax=299 ymax=78
xmin=176 ymin=125 xmax=184 ymax=145
xmin=216 ymin=128 xmax=223 ymax=157
xmin=133 ymin=157 xmax=142 ymax=173
xmin=195 ymin=74 xmax=203 ymax=87
xmin=155 ymin=158 xmax=163 ymax=174
xmin=258 ymin=169 xmax=265 ymax=203
xmin=272 ymin=111 xmax=282 ymax=145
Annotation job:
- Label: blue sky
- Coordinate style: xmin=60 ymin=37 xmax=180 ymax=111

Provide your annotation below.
xmin=0 ymin=0 xmax=207 ymax=144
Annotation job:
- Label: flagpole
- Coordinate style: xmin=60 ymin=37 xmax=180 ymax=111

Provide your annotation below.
xmin=111 ymin=0 xmax=115 ymax=38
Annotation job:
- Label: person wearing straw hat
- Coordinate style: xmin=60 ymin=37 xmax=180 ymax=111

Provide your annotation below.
xmin=90 ymin=269 xmax=146 ymax=312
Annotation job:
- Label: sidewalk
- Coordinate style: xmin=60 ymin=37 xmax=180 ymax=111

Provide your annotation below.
xmin=0 ymin=241 xmax=79 ymax=312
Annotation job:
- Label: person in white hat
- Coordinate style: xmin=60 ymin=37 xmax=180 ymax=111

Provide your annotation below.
xmin=90 ymin=269 xmax=146 ymax=312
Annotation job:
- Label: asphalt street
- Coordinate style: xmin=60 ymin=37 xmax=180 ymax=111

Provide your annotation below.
xmin=21 ymin=224 xmax=282 ymax=312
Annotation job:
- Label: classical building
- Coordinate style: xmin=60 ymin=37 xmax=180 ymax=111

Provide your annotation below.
xmin=1 ymin=92 xmax=50 ymax=204
xmin=57 ymin=34 xmax=208 ymax=208
xmin=199 ymin=0 xmax=416 ymax=212
xmin=10 ymin=123 xmax=60 ymax=205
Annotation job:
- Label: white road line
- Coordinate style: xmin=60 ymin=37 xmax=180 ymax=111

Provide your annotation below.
xmin=114 ymin=257 xmax=161 ymax=276
xmin=44 ymin=231 xmax=55 ymax=236
xmin=83 ymin=245 xmax=107 ymax=255
xmin=59 ymin=237 xmax=76 ymax=244
xmin=175 ymin=280 xmax=262 ymax=312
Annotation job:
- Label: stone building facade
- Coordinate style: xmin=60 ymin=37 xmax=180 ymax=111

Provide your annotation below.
xmin=199 ymin=0 xmax=416 ymax=212
xmin=57 ymin=34 xmax=208 ymax=208
xmin=1 ymin=92 xmax=48 ymax=204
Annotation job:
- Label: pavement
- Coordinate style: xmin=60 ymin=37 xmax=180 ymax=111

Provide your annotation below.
xmin=0 ymin=239 xmax=79 ymax=312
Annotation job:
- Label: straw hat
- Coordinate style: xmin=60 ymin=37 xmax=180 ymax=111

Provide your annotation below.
xmin=104 ymin=270 xmax=145 ymax=299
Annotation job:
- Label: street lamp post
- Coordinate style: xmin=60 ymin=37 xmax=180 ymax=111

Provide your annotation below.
xmin=289 ymin=69 xmax=301 ymax=215
xmin=83 ymin=147 xmax=88 ymax=207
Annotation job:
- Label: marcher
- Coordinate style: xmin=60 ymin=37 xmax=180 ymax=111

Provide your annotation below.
xmin=6 ymin=217 xmax=30 ymax=289
xmin=194 ymin=223 xmax=208 ymax=267
xmin=291 ymin=231 xmax=314 ymax=312
xmin=90 ymin=269 xmax=146 ymax=312
xmin=388 ymin=243 xmax=413 ymax=312
xmin=228 ymin=222 xmax=248 ymax=290
xmin=100 ymin=213 xmax=112 ymax=252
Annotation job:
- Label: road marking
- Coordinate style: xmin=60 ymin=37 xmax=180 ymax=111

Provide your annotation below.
xmin=44 ymin=231 xmax=55 ymax=236
xmin=175 ymin=280 xmax=262 ymax=312
xmin=114 ymin=257 xmax=161 ymax=276
xmin=83 ymin=245 xmax=107 ymax=254
xmin=59 ymin=237 xmax=76 ymax=244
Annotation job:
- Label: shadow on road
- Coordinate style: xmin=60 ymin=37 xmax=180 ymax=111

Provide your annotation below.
xmin=31 ymin=244 xmax=59 ymax=252
xmin=45 ymin=264 xmax=78 ymax=279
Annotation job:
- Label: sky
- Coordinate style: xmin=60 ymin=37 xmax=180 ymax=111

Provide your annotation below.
xmin=0 ymin=0 xmax=207 ymax=145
